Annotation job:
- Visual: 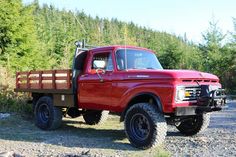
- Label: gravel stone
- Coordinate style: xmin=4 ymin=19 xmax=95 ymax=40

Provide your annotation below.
xmin=165 ymin=100 xmax=236 ymax=157
xmin=0 ymin=101 xmax=235 ymax=156
xmin=0 ymin=113 xmax=10 ymax=119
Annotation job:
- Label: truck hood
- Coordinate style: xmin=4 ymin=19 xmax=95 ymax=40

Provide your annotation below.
xmin=126 ymin=69 xmax=219 ymax=81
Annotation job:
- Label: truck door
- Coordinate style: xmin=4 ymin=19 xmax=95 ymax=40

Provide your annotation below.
xmin=78 ymin=51 xmax=114 ymax=110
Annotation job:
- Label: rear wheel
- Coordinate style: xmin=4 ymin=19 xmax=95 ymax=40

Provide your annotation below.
xmin=124 ymin=103 xmax=167 ymax=149
xmin=34 ymin=96 xmax=62 ymax=130
xmin=83 ymin=110 xmax=109 ymax=125
xmin=176 ymin=113 xmax=210 ymax=136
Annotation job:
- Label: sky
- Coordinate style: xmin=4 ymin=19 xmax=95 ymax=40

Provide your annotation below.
xmin=23 ymin=0 xmax=236 ymax=43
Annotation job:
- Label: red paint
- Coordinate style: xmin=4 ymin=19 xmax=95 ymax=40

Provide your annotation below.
xmin=78 ymin=45 xmax=221 ymax=113
xmin=15 ymin=45 xmax=222 ymax=114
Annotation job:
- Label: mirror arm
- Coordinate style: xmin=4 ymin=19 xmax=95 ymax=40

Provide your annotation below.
xmin=96 ymin=69 xmax=104 ymax=82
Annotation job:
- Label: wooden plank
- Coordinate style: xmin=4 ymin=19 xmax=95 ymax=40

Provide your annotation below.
xmin=43 ymin=83 xmax=53 ymax=89
xmin=29 ymin=77 xmax=40 ymax=81
xmin=43 ymin=71 xmax=53 ymax=74
xmin=52 ymin=70 xmax=56 ymax=89
xmin=30 ymin=83 xmax=40 ymax=89
xmin=26 ymin=72 xmax=30 ymax=89
xmin=18 ymin=72 xmax=28 ymax=75
xmin=15 ymin=69 xmax=72 ymax=91
xmin=67 ymin=70 xmax=71 ymax=89
xmin=19 ymin=84 xmax=27 ymax=89
xmin=14 ymin=88 xmax=73 ymax=94
xmin=30 ymin=71 xmax=40 ymax=74
xmin=42 ymin=77 xmax=53 ymax=80
xmin=39 ymin=71 xmax=42 ymax=89
xmin=56 ymin=83 xmax=68 ymax=89
xmin=16 ymin=72 xmax=19 ymax=89
xmin=56 ymin=69 xmax=70 ymax=73
xmin=55 ymin=76 xmax=68 ymax=80
xmin=17 ymin=78 xmax=28 ymax=81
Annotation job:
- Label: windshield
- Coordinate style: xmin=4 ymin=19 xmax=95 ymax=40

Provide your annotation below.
xmin=116 ymin=49 xmax=163 ymax=70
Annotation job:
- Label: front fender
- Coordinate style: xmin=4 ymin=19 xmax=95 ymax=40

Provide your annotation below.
xmin=118 ymin=82 xmax=174 ymax=113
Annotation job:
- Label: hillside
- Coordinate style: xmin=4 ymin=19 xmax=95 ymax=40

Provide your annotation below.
xmin=0 ymin=0 xmax=235 ymax=92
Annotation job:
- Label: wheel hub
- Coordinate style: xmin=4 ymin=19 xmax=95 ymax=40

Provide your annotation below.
xmin=39 ymin=103 xmax=50 ymax=123
xmin=130 ymin=113 xmax=150 ymax=140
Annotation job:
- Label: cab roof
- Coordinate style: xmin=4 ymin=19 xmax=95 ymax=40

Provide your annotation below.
xmin=89 ymin=45 xmax=155 ymax=53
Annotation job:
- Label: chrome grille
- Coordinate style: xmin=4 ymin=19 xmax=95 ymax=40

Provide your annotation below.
xmin=183 ymin=86 xmax=201 ymax=101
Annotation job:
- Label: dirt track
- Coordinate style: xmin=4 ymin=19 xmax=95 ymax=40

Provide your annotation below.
xmin=0 ymin=101 xmax=235 ymax=157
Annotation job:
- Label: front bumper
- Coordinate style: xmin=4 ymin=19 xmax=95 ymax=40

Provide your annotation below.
xmin=175 ymin=88 xmax=226 ymax=116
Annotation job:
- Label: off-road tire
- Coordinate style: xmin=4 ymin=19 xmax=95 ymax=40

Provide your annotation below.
xmin=176 ymin=113 xmax=210 ymax=136
xmin=124 ymin=103 xmax=167 ymax=149
xmin=34 ymin=96 xmax=62 ymax=130
xmin=83 ymin=110 xmax=109 ymax=125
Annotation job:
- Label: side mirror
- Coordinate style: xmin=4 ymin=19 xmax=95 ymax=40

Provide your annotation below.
xmin=96 ymin=69 xmax=105 ymax=74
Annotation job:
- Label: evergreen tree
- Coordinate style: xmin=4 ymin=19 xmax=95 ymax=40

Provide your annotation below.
xmin=1 ymin=0 xmax=235 ymax=93
xmin=0 ymin=0 xmax=52 ymax=72
xmin=199 ymin=19 xmax=225 ymax=74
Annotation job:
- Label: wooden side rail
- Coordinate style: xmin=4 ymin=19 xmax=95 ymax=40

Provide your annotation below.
xmin=16 ymin=69 xmax=72 ymax=90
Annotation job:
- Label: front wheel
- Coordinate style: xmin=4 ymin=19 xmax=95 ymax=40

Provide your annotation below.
xmin=176 ymin=113 xmax=210 ymax=136
xmin=34 ymin=96 xmax=62 ymax=130
xmin=124 ymin=103 xmax=167 ymax=149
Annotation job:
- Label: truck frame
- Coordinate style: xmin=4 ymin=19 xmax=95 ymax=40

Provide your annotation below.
xmin=15 ymin=40 xmax=226 ymax=149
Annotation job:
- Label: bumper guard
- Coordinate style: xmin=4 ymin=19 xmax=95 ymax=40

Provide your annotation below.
xmin=175 ymin=88 xmax=226 ymax=116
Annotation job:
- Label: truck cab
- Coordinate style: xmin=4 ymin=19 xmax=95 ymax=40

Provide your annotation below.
xmin=15 ymin=41 xmax=226 ymax=149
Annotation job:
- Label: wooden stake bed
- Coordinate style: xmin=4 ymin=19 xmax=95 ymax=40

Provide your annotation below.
xmin=15 ymin=69 xmax=73 ymax=94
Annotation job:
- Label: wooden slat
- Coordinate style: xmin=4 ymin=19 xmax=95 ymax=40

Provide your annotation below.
xmin=42 ymin=77 xmax=53 ymax=80
xmin=56 ymin=69 xmax=70 ymax=73
xmin=43 ymin=83 xmax=53 ymax=89
xmin=19 ymin=84 xmax=27 ymax=89
xmin=43 ymin=71 xmax=54 ymax=74
xmin=18 ymin=72 xmax=28 ymax=75
xmin=16 ymin=72 xmax=19 ymax=89
xmin=29 ymin=77 xmax=40 ymax=81
xmin=30 ymin=83 xmax=40 ymax=89
xmin=15 ymin=69 xmax=72 ymax=91
xmin=52 ymin=70 xmax=56 ymax=89
xmin=55 ymin=76 xmax=68 ymax=80
xmin=66 ymin=70 xmax=70 ymax=89
xmin=26 ymin=72 xmax=30 ymax=89
xmin=39 ymin=71 xmax=42 ymax=89
xmin=30 ymin=71 xmax=40 ymax=74
xmin=17 ymin=78 xmax=28 ymax=81
xmin=56 ymin=83 xmax=68 ymax=89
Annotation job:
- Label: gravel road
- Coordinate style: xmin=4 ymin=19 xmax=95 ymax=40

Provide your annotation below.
xmin=0 ymin=101 xmax=235 ymax=157
xmin=165 ymin=100 xmax=236 ymax=157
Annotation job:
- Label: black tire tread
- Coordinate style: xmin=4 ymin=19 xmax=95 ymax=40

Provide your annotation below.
xmin=176 ymin=113 xmax=210 ymax=136
xmin=34 ymin=96 xmax=62 ymax=130
xmin=199 ymin=113 xmax=210 ymax=132
xmin=124 ymin=103 xmax=167 ymax=149
xmin=83 ymin=110 xmax=109 ymax=125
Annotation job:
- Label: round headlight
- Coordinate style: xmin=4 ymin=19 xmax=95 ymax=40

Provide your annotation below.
xmin=176 ymin=87 xmax=185 ymax=101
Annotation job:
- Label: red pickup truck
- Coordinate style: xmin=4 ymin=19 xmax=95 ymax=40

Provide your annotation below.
xmin=15 ymin=41 xmax=226 ymax=149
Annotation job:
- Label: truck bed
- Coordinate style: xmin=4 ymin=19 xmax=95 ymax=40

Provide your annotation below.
xmin=15 ymin=69 xmax=73 ymax=94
